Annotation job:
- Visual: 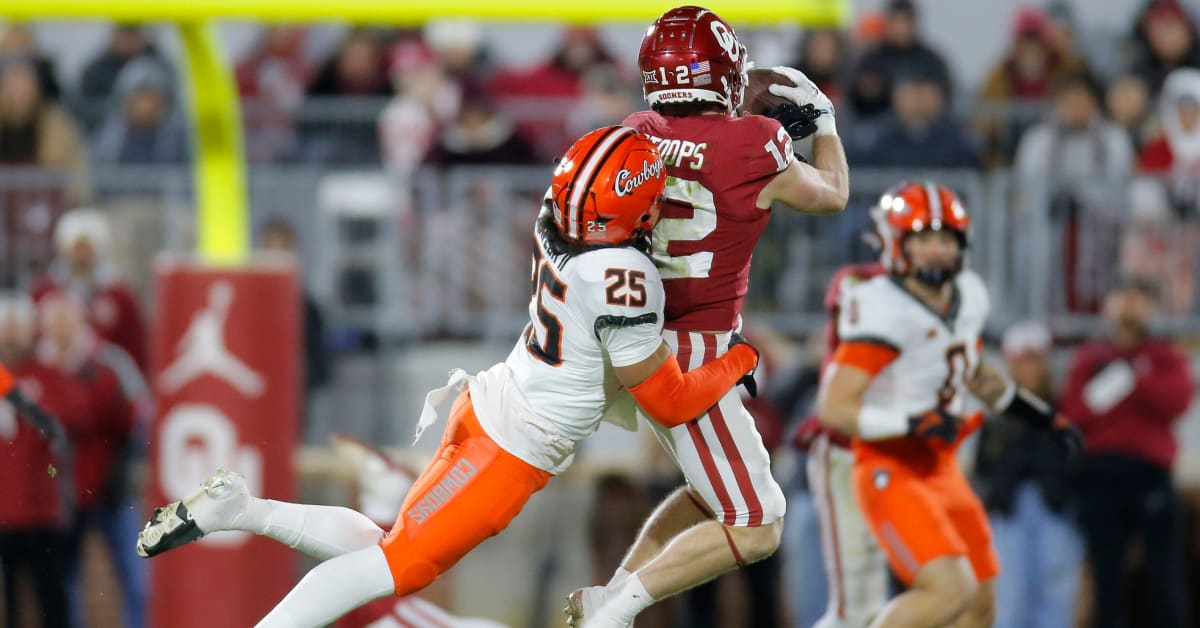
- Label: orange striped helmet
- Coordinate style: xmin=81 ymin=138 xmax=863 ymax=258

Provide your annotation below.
xmin=550 ymin=126 xmax=666 ymax=247
xmin=872 ymin=181 xmax=971 ymax=276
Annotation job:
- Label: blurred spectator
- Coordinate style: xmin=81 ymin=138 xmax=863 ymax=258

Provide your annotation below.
xmin=1128 ymin=0 xmax=1200 ymax=98
xmin=79 ymin=25 xmax=171 ymax=128
xmin=1119 ymin=178 xmax=1195 ymax=314
xmin=378 ymin=39 xmax=462 ymax=177
xmin=260 ymin=218 xmax=330 ymax=404
xmin=91 ymin=57 xmax=188 ymax=165
xmin=1107 ymin=73 xmax=1153 ymax=149
xmin=790 ymin=28 xmax=850 ymax=106
xmin=565 ymin=66 xmax=639 ymax=140
xmin=1016 ymin=72 xmax=1133 ymax=313
xmin=308 ymin=28 xmax=390 ymax=97
xmin=0 ymin=56 xmax=88 ymax=175
xmin=848 ymin=69 xmax=980 ymax=169
xmin=428 ymin=91 xmax=536 ymax=167
xmin=424 ymin=19 xmax=491 ymax=89
xmin=847 ymin=0 xmax=952 ymax=120
xmin=0 ymin=293 xmax=87 ymax=628
xmin=0 ymin=23 xmax=61 ymax=102
xmin=1138 ymin=67 xmax=1200 ymax=214
xmin=490 ymin=27 xmax=619 ymax=159
xmin=37 ymin=293 xmax=145 ymax=628
xmin=0 ymin=56 xmax=91 ymax=283
xmin=32 ymin=208 xmax=148 ymax=372
xmin=977 ymin=7 xmax=1090 ymax=168
xmin=302 ymin=28 xmax=389 ymax=165
xmin=973 ymin=321 xmax=1082 ymax=628
xmin=1060 ymin=277 xmax=1194 ymax=628
xmin=1015 ymin=72 xmax=1133 ymax=185
xmin=237 ymin=26 xmax=311 ymax=163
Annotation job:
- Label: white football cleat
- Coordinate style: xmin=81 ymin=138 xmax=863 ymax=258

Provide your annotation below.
xmin=135 ymin=468 xmax=251 ymax=558
xmin=565 ymin=586 xmax=631 ymax=628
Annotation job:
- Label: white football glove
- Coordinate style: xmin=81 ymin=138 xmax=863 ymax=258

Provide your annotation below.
xmin=767 ymin=65 xmax=837 ymax=136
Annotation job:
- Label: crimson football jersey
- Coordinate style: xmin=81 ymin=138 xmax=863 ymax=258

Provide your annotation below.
xmin=622 ymin=111 xmax=794 ymax=331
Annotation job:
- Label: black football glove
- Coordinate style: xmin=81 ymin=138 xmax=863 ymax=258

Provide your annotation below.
xmin=762 ymin=103 xmax=822 ymax=141
xmin=906 ymin=408 xmax=963 ymax=444
xmin=1050 ymin=415 xmax=1085 ymax=463
xmin=728 ymin=332 xmax=759 ymax=398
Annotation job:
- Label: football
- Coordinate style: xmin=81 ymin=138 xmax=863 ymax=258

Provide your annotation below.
xmin=742 ymin=67 xmax=797 ymax=116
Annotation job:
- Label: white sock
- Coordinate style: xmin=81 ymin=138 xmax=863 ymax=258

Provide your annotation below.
xmin=255 ymin=544 xmax=395 ymax=628
xmin=607 ymin=566 xmax=632 ymax=588
xmin=252 ymin=499 xmax=385 ymax=561
xmin=600 ymin=573 xmax=654 ymax=625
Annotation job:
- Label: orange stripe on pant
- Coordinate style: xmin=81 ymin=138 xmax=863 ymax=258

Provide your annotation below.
xmin=381 ymin=391 xmax=552 ymax=595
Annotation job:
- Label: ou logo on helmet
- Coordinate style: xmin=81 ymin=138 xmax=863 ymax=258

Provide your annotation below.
xmin=710 ymin=21 xmax=740 ymax=62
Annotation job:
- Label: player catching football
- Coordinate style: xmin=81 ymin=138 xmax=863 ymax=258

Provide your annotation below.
xmin=135 ymin=127 xmax=760 ymax=627
xmin=565 ymin=6 xmax=849 ymax=627
xmin=816 ymin=181 xmax=1082 ymax=628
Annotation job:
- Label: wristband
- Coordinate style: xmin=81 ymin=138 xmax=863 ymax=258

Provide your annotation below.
xmin=857 ymin=405 xmax=908 ymax=440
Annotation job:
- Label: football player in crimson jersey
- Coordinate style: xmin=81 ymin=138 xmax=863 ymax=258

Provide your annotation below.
xmin=567 ymin=6 xmax=848 ymax=627
xmin=816 ymin=182 xmax=1081 ymax=628
xmin=135 ymin=126 xmax=760 ymax=627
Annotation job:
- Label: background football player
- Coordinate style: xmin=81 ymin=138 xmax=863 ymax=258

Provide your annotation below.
xmin=816 ymin=181 xmax=1082 ymax=628
xmin=568 ymin=6 xmax=850 ymax=627
xmin=135 ymin=126 xmax=760 ymax=627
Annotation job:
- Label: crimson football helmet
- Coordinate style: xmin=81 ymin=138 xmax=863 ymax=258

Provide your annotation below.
xmin=638 ymin=6 xmax=748 ymax=114
xmin=550 ymin=125 xmax=666 ymax=246
xmin=872 ymin=181 xmax=971 ymax=283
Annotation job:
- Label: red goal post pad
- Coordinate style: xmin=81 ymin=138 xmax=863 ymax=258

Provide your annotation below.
xmin=147 ymin=255 xmax=301 ymax=628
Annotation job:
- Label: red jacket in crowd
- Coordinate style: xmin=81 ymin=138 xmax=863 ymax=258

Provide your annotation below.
xmin=0 ymin=360 xmax=90 ymax=528
xmin=1060 ymin=338 xmax=1195 ymax=470
xmin=31 ymin=273 xmax=148 ymax=373
xmin=68 ymin=357 xmax=135 ymax=508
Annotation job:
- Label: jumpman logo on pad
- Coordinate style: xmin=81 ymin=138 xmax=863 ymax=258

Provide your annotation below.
xmin=158 ymin=281 xmax=265 ymax=397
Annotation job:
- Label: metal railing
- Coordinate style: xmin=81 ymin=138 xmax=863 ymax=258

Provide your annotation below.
xmin=3 ymin=165 xmax=1198 ymax=340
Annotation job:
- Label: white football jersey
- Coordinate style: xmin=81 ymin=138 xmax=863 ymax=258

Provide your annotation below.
xmin=837 ymin=270 xmax=991 ymax=418
xmin=473 ymin=222 xmax=664 ymax=474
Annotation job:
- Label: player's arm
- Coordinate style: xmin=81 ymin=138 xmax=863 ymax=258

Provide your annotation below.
xmin=756 ymin=139 xmax=848 ymax=214
xmin=0 ymin=362 xmax=67 ymax=446
xmin=969 ymin=362 xmax=1084 ymax=457
xmin=755 ymin=66 xmax=848 ymax=214
xmin=818 ymin=341 xmax=962 ymax=443
xmin=614 ymin=339 xmax=758 ymax=429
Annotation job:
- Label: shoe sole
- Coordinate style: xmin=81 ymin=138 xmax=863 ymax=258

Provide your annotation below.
xmin=135 ymin=471 xmax=231 ymax=558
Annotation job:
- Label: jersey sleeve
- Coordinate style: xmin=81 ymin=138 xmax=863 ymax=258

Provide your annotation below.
xmin=724 ymin=115 xmax=795 ymax=207
xmin=836 ymin=280 xmax=906 ymax=355
xmin=583 ymin=249 xmax=665 ymax=368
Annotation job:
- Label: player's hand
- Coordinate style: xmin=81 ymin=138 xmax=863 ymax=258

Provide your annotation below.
xmin=767 ymin=66 xmax=835 ymax=118
xmin=1050 ymin=415 xmax=1085 ymax=462
xmin=763 ymin=103 xmax=821 ymax=141
xmin=906 ymin=408 xmax=962 ymax=444
xmin=728 ymin=332 xmax=759 ymax=398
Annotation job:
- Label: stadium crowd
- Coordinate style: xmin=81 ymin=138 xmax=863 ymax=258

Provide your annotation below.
xmin=2 ymin=1 xmax=1200 ymax=627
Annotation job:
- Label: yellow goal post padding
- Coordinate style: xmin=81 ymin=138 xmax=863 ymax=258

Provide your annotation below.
xmin=2 ymin=0 xmax=848 ymax=263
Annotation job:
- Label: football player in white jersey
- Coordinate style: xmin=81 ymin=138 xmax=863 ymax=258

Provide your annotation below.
xmin=815 ymin=181 xmax=1082 ymax=628
xmin=134 ymin=126 xmax=760 ymax=627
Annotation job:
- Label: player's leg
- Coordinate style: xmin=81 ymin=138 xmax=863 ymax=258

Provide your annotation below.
xmin=256 ymin=392 xmax=551 ymax=626
xmin=941 ymin=467 xmax=1000 ymax=628
xmin=572 ymin=335 xmax=787 ymax=627
xmin=809 ymin=433 xmax=889 ymax=628
xmin=868 ymin=556 xmax=977 ymax=628
xmin=137 ymin=467 xmax=387 ymax=561
xmin=614 ymin=483 xmax=713 ymax=576
xmin=853 ymin=461 xmax=977 ymax=628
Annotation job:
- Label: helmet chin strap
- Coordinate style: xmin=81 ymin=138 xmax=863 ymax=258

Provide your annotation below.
xmin=912 ymin=266 xmax=957 ymax=288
